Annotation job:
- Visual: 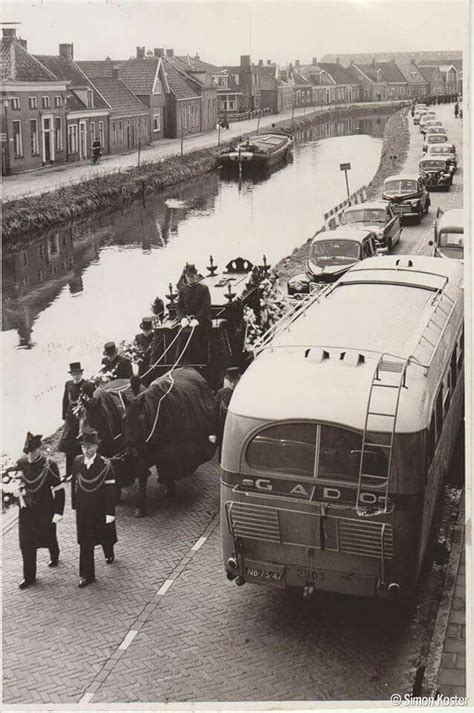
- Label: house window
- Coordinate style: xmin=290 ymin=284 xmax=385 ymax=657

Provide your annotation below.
xmin=223 ymin=95 xmax=236 ymax=111
xmin=30 ymin=119 xmax=39 ymax=155
xmin=42 ymin=96 xmax=51 ymax=109
xmin=98 ymin=120 xmax=104 ymax=146
xmin=143 ymin=119 xmax=147 ymax=136
xmin=118 ymin=121 xmax=123 ymax=142
xmin=68 ymin=124 xmax=78 ymax=153
xmin=55 ymin=117 xmax=63 ymax=150
xmin=28 ymin=96 xmax=38 ymax=110
xmin=54 ymin=96 xmax=63 ymax=108
xmin=112 ymin=121 xmax=117 ymax=143
xmin=10 ymin=97 xmax=20 ymax=110
xmin=153 ymin=108 xmax=161 ymax=132
xmin=12 ymin=120 xmax=23 ymax=157
xmin=217 ymin=75 xmax=228 ymax=88
xmin=86 ymin=89 xmax=94 ymax=108
xmin=90 ymin=121 xmax=96 ymax=142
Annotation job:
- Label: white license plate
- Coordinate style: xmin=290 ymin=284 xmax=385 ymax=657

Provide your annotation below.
xmin=245 ymin=566 xmax=283 ymax=582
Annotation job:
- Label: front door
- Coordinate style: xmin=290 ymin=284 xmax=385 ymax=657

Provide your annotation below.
xmin=42 ymin=116 xmax=54 ymax=164
xmin=79 ymin=120 xmax=87 ymax=160
xmin=126 ymin=122 xmax=131 ymax=149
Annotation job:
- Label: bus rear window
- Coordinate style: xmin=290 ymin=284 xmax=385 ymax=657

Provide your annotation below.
xmin=246 ymin=423 xmax=387 ymax=481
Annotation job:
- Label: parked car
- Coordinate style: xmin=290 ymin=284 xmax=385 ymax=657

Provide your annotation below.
xmin=419 ymin=157 xmax=453 ymax=191
xmin=413 ymin=107 xmax=427 ymax=125
xmin=382 ymin=174 xmax=430 ymax=224
xmin=287 ymin=227 xmax=378 ymax=294
xmin=426 ymin=143 xmax=457 ymax=172
xmin=425 ymin=126 xmax=447 ymax=137
xmin=423 ymin=133 xmax=448 ymax=152
xmin=429 ymin=208 xmax=464 ymax=260
xmin=339 ymin=201 xmax=401 ymax=253
xmin=421 ymin=120 xmax=443 ymax=135
xmin=419 ymin=112 xmax=436 ymax=131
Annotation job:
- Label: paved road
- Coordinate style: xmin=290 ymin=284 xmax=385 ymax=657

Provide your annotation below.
xmin=2 ymin=102 xmax=464 ymax=706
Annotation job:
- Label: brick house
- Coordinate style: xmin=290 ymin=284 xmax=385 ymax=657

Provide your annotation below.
xmin=416 ymin=65 xmax=445 ymax=97
xmin=211 ymin=68 xmax=242 ymax=117
xmin=316 ymin=61 xmax=361 ymax=103
xmin=418 ymin=63 xmax=459 ymax=96
xmin=374 ymin=61 xmax=408 ymax=98
xmin=235 ymin=55 xmax=261 ymax=111
xmin=158 ymin=51 xmax=203 ymax=139
xmin=119 ymin=49 xmax=166 ymax=141
xmin=77 ymin=61 xmax=150 ymax=153
xmin=395 ymin=61 xmax=429 ymax=98
xmin=344 ymin=62 xmax=388 ymax=101
xmin=1 ymin=28 xmax=68 ymax=175
xmin=34 ymin=44 xmax=110 ymax=162
xmin=174 ymin=54 xmax=218 ymax=132
xmin=257 ymin=60 xmax=294 ymax=114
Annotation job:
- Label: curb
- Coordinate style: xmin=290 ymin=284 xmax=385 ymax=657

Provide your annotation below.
xmin=422 ymin=522 xmax=465 ymax=695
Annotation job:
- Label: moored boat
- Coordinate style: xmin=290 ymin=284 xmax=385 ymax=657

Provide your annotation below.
xmin=219 ymin=132 xmax=293 ymax=171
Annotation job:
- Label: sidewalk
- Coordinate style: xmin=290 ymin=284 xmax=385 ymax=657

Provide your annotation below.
xmin=1 ymin=100 xmax=403 ymax=203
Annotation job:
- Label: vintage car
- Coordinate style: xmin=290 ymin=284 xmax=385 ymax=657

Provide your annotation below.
xmin=419 ymin=112 xmax=436 ymax=131
xmin=425 ymin=126 xmax=447 ymax=137
xmin=382 ymin=174 xmax=430 ymax=224
xmin=287 ymin=227 xmax=378 ymax=294
xmin=413 ymin=107 xmax=427 ymax=125
xmin=426 ymin=143 xmax=457 ymax=172
xmin=429 ymin=208 xmax=464 ymax=260
xmin=423 ymin=133 xmax=448 ymax=152
xmin=421 ymin=120 xmax=444 ymax=135
xmin=419 ymin=157 xmax=453 ymax=191
xmin=339 ymin=201 xmax=402 ymax=253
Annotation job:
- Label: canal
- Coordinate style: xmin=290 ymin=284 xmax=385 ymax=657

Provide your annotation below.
xmin=2 ymin=111 xmax=391 ymax=462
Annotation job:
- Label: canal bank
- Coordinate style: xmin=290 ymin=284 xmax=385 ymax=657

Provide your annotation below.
xmin=2 ymin=102 xmax=406 ymax=244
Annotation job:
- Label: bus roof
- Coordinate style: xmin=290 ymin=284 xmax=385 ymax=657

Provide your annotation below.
xmin=437 ymin=209 xmax=464 ymax=233
xmin=230 ymin=256 xmax=463 ymax=433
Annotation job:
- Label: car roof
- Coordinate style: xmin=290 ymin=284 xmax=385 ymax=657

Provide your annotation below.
xmin=437 ymin=209 xmax=464 ymax=232
xmin=344 ymin=201 xmax=388 ymax=212
xmin=312 ymin=227 xmax=374 ymax=243
xmin=427 ymin=143 xmax=455 ymax=151
xmin=385 ymin=174 xmax=420 ymax=182
xmin=425 ymin=134 xmax=448 ymax=141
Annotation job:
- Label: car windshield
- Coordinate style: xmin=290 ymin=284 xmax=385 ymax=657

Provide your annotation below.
xmin=420 ymin=160 xmax=446 ymax=170
xmin=429 ymin=146 xmax=452 ymax=155
xmin=310 ymin=239 xmax=360 ymax=266
xmin=426 ymin=135 xmax=447 ymax=144
xmin=427 ymin=128 xmax=446 ymax=135
xmin=438 ymin=230 xmax=464 ymax=248
xmin=384 ymin=179 xmax=417 ymax=194
xmin=342 ymin=209 xmax=386 ymax=225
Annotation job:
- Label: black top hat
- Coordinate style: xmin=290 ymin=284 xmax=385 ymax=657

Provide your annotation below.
xmin=184 ymin=263 xmax=198 ymax=276
xmin=103 ymin=341 xmax=117 ymax=356
xmin=23 ymin=432 xmax=43 ymax=453
xmin=224 ymin=367 xmax=240 ymax=382
xmin=69 ymin=361 xmax=84 ymax=374
xmin=79 ymin=429 xmax=100 ymax=446
xmin=140 ymin=317 xmax=153 ymax=330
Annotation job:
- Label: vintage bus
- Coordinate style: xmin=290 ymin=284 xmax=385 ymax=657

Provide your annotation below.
xmin=220 ymin=256 xmax=464 ymax=600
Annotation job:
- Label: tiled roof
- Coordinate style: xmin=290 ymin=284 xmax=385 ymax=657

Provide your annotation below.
xmin=119 ymin=58 xmax=159 ymax=94
xmin=161 ymin=57 xmax=201 ymax=99
xmin=374 ymin=61 xmax=406 ymax=83
xmin=356 ymin=64 xmax=381 ymax=82
xmin=1 ymin=40 xmax=59 ymax=82
xmin=257 ymin=65 xmax=277 ymax=91
xmin=176 ymin=55 xmax=220 ymax=73
xmin=396 ymin=62 xmax=429 ymax=85
xmin=90 ymin=78 xmax=148 ymax=115
xmin=34 ymin=54 xmax=108 ymax=109
xmin=343 ymin=65 xmax=365 ymax=84
xmin=321 ymin=52 xmax=462 ymax=67
xmin=67 ymin=94 xmax=86 ymax=111
xmin=317 ymin=62 xmax=355 ymax=85
xmin=417 ymin=65 xmax=438 ymax=81
xmin=77 ymin=60 xmax=121 ymax=78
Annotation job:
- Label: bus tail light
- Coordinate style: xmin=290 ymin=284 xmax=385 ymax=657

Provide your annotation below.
xmin=227 ymin=557 xmax=238 ymax=570
xmin=388 ymin=582 xmax=400 ymax=598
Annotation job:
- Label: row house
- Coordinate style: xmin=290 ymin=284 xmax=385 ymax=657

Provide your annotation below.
xmin=316 ymin=61 xmax=361 ymax=103
xmin=256 ymin=60 xmax=293 ymax=114
xmin=221 ymin=55 xmax=261 ymax=112
xmin=212 ymin=67 xmax=242 ymax=116
xmin=373 ymin=61 xmax=407 ymax=99
xmin=174 ymin=54 xmax=218 ymax=132
xmin=345 ymin=61 xmax=388 ymax=101
xmin=34 ymin=44 xmax=110 ymax=162
xmin=77 ymin=60 xmax=151 ymax=153
xmin=418 ymin=62 xmax=459 ymax=96
xmin=119 ymin=51 xmax=166 ymax=141
xmin=1 ymin=28 xmax=69 ymax=175
xmin=396 ymin=61 xmax=429 ymax=98
xmin=416 ymin=65 xmax=445 ymax=97
xmin=159 ymin=52 xmax=202 ymax=139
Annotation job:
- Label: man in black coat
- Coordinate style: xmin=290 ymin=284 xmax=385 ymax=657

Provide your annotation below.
xmin=214 ymin=367 xmax=240 ymax=460
xmin=71 ymin=430 xmax=117 ymax=588
xmin=176 ymin=264 xmax=211 ymax=365
xmin=14 ymin=433 xmax=65 ymax=589
xmin=101 ymin=342 xmax=133 ymax=379
xmin=134 ymin=317 xmax=154 ymax=376
xmin=59 ymin=362 xmax=94 ymax=480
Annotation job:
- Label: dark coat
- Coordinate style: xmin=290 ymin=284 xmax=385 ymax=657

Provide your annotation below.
xmin=71 ymin=454 xmax=117 ymax=548
xmin=101 ymin=354 xmax=133 ymax=379
xmin=135 ymin=332 xmax=154 ymax=374
xmin=176 ymin=282 xmax=212 ymax=328
xmin=17 ymin=456 xmax=65 ymax=550
xmin=215 ymin=386 xmax=234 ymax=452
xmin=59 ymin=379 xmax=94 ymax=454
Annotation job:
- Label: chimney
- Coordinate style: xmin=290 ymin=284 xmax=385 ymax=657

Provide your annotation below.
xmin=105 ymin=56 xmax=111 ymax=61
xmin=154 ymin=48 xmax=165 ymax=57
xmin=195 ymin=52 xmax=200 ymax=60
xmin=267 ymin=59 xmax=271 ymax=65
xmin=240 ymin=55 xmax=251 ymax=68
xmin=312 ymin=57 xmax=318 ymax=66
xmin=295 ymin=59 xmax=300 ymax=67
xmin=258 ymin=59 xmax=263 ymax=67
xmin=112 ymin=66 xmax=120 ymax=80
xmin=59 ymin=43 xmax=74 ymax=61
xmin=166 ymin=48 xmax=174 ymax=57
xmin=136 ymin=46 xmax=145 ymax=59
xmin=2 ymin=27 xmax=17 ymax=40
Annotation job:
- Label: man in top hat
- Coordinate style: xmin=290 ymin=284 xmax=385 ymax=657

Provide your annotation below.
xmin=71 ymin=430 xmax=117 ymax=587
xmin=134 ymin=317 xmax=154 ymax=376
xmin=214 ymin=367 xmax=241 ymax=460
xmin=176 ymin=263 xmax=211 ymax=365
xmin=15 ymin=432 xmax=65 ymax=589
xmin=59 ymin=362 xmax=94 ymax=481
xmin=101 ymin=342 xmax=133 ymax=379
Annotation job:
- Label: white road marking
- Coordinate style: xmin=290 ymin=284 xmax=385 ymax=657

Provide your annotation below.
xmin=79 ymin=692 xmax=94 ymax=704
xmin=157 ymin=578 xmax=174 ymax=595
xmin=119 ymin=630 xmax=138 ymax=650
xmin=191 ymin=536 xmax=207 ymax=552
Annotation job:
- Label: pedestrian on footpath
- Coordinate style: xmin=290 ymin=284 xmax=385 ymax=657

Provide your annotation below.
xmin=71 ymin=430 xmax=117 ymax=588
xmin=454 ymin=102 xmax=459 ymax=118
xmin=15 ymin=433 xmax=65 ymax=589
xmin=59 ymin=362 xmax=95 ymax=481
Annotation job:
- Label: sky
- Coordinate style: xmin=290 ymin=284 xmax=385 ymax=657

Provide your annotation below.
xmin=0 ymin=0 xmax=468 ymax=66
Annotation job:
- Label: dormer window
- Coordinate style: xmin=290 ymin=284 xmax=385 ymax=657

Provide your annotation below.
xmin=217 ymin=75 xmax=228 ymax=88
xmin=86 ymin=89 xmax=94 ymax=108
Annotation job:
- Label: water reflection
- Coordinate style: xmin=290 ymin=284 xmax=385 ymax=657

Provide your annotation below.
xmin=2 ymin=112 xmax=389 ymax=458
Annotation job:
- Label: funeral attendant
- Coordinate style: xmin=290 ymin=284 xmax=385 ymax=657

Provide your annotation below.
xmin=71 ymin=430 xmax=117 ymax=588
xmin=16 ymin=433 xmax=65 ymax=589
xmin=176 ymin=263 xmax=212 ymax=365
xmin=101 ymin=341 xmax=133 ymax=379
xmin=59 ymin=362 xmax=94 ymax=481
xmin=134 ymin=317 xmax=154 ymax=375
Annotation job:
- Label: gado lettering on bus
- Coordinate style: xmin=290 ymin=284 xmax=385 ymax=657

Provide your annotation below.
xmin=243 ymin=478 xmax=387 ymax=506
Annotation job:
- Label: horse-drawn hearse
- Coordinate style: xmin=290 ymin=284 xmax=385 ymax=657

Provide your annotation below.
xmin=78 ymin=255 xmax=274 ymax=516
